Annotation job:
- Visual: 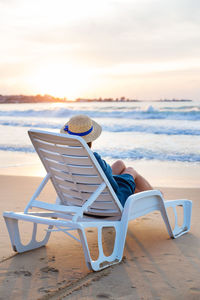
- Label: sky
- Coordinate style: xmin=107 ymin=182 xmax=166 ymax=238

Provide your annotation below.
xmin=0 ymin=0 xmax=200 ymax=100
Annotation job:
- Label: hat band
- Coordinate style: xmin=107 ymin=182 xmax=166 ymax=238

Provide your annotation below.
xmin=64 ymin=125 xmax=93 ymax=136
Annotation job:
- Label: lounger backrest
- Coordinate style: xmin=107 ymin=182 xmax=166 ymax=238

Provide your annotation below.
xmin=28 ymin=129 xmax=123 ymax=217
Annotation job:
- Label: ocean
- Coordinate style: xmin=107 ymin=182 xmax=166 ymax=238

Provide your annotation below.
xmin=0 ymin=100 xmax=200 ymax=187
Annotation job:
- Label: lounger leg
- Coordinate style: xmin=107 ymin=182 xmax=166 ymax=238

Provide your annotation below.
xmin=4 ymin=217 xmax=53 ymax=253
xmin=78 ymin=224 xmax=123 ymax=271
xmin=159 ymin=205 xmax=174 ymax=238
xmin=77 ymin=228 xmax=93 ymax=270
xmin=164 ymin=200 xmax=192 ymax=238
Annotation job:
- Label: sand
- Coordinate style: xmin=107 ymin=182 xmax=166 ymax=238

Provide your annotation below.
xmin=0 ymin=175 xmax=200 ymax=300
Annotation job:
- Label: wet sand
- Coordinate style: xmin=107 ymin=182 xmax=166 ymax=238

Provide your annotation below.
xmin=0 ymin=175 xmax=199 ymax=299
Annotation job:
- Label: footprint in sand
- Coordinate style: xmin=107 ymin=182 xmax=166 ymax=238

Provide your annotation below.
xmin=38 ymin=286 xmax=55 ymax=293
xmin=48 ymin=256 xmax=56 ymax=262
xmin=8 ymin=270 xmax=32 ymax=277
xmin=144 ymin=270 xmax=156 ymax=274
xmin=40 ymin=266 xmax=59 ymax=273
xmin=96 ymin=293 xmax=111 ymax=299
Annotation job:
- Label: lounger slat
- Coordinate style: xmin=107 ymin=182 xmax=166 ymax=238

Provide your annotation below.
xmin=74 ymin=174 xmax=102 ymax=184
xmin=64 ymin=165 xmax=97 ymax=175
xmin=89 ymin=201 xmax=116 ymax=210
xmin=95 ymin=194 xmax=119 ymax=210
xmin=54 ymin=176 xmax=99 ymax=192
xmin=38 ymin=149 xmax=62 ymax=162
xmin=50 ymin=169 xmax=74 ymax=181
xmin=44 ymin=154 xmax=92 ymax=167
xmin=96 ymin=194 xmax=116 ymax=203
xmin=58 ymin=147 xmax=88 ymax=156
xmin=86 ymin=208 xmax=120 ymax=216
xmin=37 ymin=139 xmax=88 ymax=153
xmin=32 ymin=134 xmax=80 ymax=146
xmin=35 ymin=140 xmax=87 ymax=156
xmin=81 ymin=192 xmax=111 ymax=201
xmin=59 ymin=146 xmax=88 ymax=156
xmin=51 ymin=174 xmax=75 ymax=189
xmin=61 ymin=194 xmax=83 ymax=206
xmin=62 ymin=156 xmax=92 ymax=166
xmin=77 ymin=183 xmax=102 ymax=192
xmin=45 ymin=160 xmax=70 ymax=172
xmin=58 ymin=185 xmax=82 ymax=198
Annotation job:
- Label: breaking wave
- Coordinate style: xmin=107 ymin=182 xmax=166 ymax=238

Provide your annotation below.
xmin=0 ymin=104 xmax=200 ymax=121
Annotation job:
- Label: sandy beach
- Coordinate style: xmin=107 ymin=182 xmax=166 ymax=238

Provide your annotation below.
xmin=0 ymin=175 xmax=200 ymax=300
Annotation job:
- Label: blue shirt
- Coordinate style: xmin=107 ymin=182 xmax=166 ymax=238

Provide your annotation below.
xmin=94 ymin=152 xmax=136 ymax=207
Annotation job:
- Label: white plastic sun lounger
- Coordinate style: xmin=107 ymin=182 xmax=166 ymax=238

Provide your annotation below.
xmin=3 ymin=129 xmax=192 ymax=271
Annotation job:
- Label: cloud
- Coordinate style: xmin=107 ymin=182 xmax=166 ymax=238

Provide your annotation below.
xmin=0 ymin=0 xmax=200 ymax=98
xmin=8 ymin=0 xmax=199 ymax=66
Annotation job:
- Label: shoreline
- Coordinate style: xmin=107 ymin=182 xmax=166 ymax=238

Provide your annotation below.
xmin=0 ymin=175 xmax=200 ymax=299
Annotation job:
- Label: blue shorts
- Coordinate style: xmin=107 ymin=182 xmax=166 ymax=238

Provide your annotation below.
xmin=113 ymin=173 xmax=136 ymax=207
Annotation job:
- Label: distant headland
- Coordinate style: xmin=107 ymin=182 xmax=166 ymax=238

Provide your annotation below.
xmin=0 ymin=94 xmax=193 ymax=103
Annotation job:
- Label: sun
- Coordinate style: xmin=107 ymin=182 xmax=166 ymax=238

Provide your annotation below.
xmin=29 ymin=64 xmax=92 ymax=100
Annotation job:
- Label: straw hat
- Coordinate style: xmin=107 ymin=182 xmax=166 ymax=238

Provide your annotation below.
xmin=60 ymin=114 xmax=102 ymax=143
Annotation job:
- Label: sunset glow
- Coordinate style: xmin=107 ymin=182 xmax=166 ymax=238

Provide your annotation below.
xmin=28 ymin=64 xmax=93 ymax=100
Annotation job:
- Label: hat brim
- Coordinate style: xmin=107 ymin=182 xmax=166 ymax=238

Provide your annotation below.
xmin=60 ymin=119 xmax=102 ymax=143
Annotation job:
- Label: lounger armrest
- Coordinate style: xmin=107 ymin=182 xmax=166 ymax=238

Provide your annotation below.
xmin=122 ymin=190 xmax=164 ymax=221
xmin=122 ymin=191 xmax=192 ymax=239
